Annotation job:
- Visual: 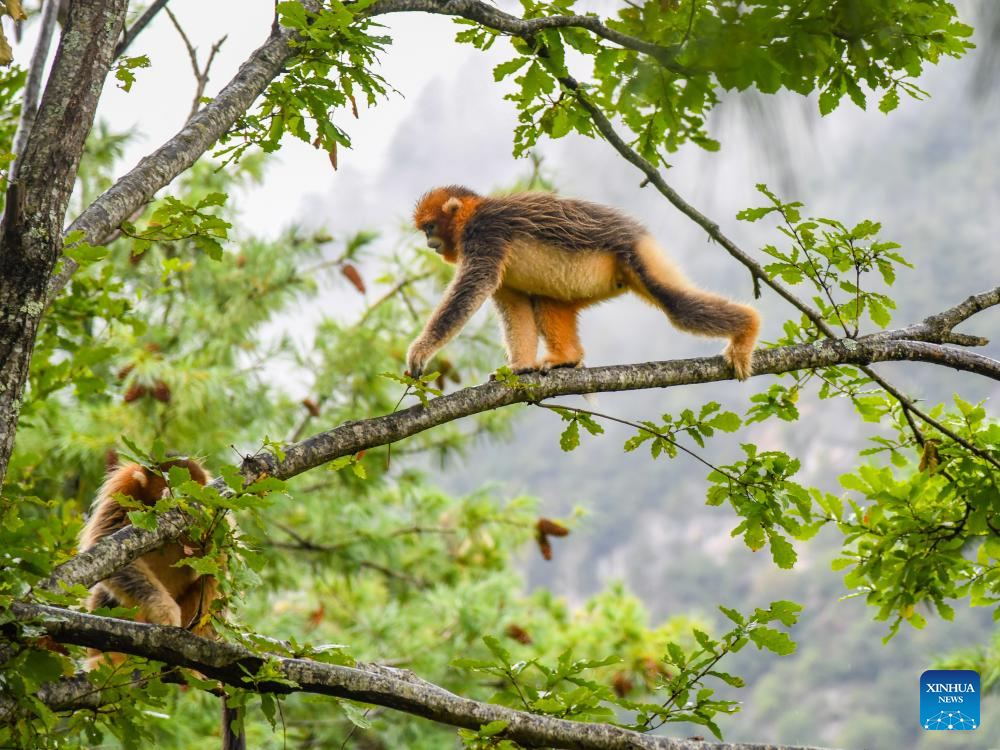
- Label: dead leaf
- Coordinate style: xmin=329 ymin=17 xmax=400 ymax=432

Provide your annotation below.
xmin=341 ymin=263 xmax=365 ymax=294
xmin=0 ymin=29 xmax=13 ymax=66
xmin=536 ymin=518 xmax=569 ymax=537
xmin=5 ymin=0 xmax=26 ymax=21
xmin=504 ymin=623 xmax=532 ymax=645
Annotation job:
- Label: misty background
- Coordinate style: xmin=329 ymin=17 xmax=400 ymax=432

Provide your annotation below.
xmin=51 ymin=0 xmax=1000 ymax=747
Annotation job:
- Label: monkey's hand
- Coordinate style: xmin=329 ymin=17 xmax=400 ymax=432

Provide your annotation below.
xmin=406 ymin=339 xmax=431 ymax=380
xmin=145 ymin=599 xmax=183 ymax=628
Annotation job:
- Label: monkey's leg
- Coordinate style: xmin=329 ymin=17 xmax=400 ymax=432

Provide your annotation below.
xmin=535 ymin=298 xmax=584 ymax=371
xmin=492 ymin=287 xmax=539 ymax=372
xmin=104 ymin=559 xmax=183 ymax=627
xmin=177 ymin=575 xmax=219 ymax=636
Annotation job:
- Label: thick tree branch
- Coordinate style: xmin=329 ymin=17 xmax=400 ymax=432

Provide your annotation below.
xmin=9 ymin=603 xmax=834 ymax=750
xmin=43 ymin=305 xmax=1000 ymax=595
xmin=0 ymin=0 xmax=128 ymax=484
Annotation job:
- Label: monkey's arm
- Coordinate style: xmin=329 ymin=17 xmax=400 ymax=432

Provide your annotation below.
xmin=407 ymin=247 xmax=506 ymax=377
xmin=102 ymin=559 xmax=182 ymax=627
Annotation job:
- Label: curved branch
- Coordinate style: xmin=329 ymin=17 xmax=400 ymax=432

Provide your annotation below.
xmin=366 ymin=0 xmax=692 ymax=74
xmin=886 ymin=286 xmax=1000 ymax=346
xmin=9 ymin=603 xmax=835 ymax=750
xmin=48 ymin=2 xmax=319 ymax=300
xmin=44 ymin=319 xmax=1000 ymax=594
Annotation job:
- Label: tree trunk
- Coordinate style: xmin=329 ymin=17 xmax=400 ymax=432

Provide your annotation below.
xmin=0 ymin=0 xmax=128 ymax=485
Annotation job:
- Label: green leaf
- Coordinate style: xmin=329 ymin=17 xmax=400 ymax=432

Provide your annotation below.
xmin=339 ymin=700 xmax=373 ymax=729
xmin=494 ymin=57 xmax=529 ymax=81
xmin=768 ymin=531 xmax=797 ymax=569
xmin=748 ymin=626 xmax=796 ymax=655
xmin=478 ymin=720 xmax=509 ymax=737
xmin=559 ymin=419 xmax=580 ymax=452
xmin=708 ymin=411 xmax=741 ymax=432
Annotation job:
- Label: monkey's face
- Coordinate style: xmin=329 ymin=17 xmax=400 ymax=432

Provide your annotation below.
xmin=414 ymin=186 xmax=478 ymax=264
xmin=137 ymin=458 xmax=208 ymax=504
xmin=421 ymin=220 xmax=445 ymax=253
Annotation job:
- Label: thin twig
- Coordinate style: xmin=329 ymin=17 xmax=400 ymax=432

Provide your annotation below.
xmin=535 ymin=401 xmax=741 ymax=483
xmin=115 ymin=0 xmax=171 ymax=58
xmin=164 ymin=6 xmax=228 ymax=121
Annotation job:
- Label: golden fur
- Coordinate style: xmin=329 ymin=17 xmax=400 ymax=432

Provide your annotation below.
xmin=409 ymin=187 xmax=761 ymax=379
xmin=80 ymin=459 xmax=218 ymax=660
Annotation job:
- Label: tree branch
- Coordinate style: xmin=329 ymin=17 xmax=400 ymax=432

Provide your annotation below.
xmin=365 ymin=0 xmax=693 ymax=74
xmin=48 ymin=1 xmax=321 ymax=299
xmin=9 ymin=603 xmax=835 ymax=750
xmin=114 ymin=0 xmax=171 ymax=58
xmin=0 ymin=0 xmax=129 ymax=483
xmin=9 ymin=0 xmax=60 ymax=183
xmin=43 ymin=303 xmax=1000 ymax=595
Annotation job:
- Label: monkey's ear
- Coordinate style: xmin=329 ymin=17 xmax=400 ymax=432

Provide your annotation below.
xmin=442 ymin=197 xmax=462 ymax=214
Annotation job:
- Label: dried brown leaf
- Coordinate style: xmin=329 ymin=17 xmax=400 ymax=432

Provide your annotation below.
xmin=341 ymin=263 xmax=365 ymax=294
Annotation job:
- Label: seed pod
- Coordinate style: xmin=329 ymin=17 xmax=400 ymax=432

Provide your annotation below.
xmin=123 ymin=383 xmax=147 ymax=403
xmin=151 ymin=381 xmax=172 ymax=403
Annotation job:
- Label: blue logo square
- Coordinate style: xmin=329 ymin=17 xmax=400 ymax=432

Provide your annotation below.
xmin=920 ymin=670 xmax=980 ymax=730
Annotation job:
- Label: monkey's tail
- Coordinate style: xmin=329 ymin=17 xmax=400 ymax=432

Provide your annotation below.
xmin=222 ymin=702 xmax=246 ymax=750
xmin=627 ymin=237 xmax=760 ymax=379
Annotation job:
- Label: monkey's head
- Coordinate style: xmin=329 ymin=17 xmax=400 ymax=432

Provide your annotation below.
xmin=413 ymin=185 xmax=479 ymax=263
xmin=124 ymin=457 xmax=209 ymax=505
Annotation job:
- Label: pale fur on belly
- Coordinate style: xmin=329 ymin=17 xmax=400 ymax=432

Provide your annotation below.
xmin=501 ymin=239 xmax=624 ymax=301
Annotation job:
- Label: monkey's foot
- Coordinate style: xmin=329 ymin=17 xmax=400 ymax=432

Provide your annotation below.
xmin=539 ymin=357 xmax=582 ymax=373
xmin=722 ymin=344 xmax=753 ymax=381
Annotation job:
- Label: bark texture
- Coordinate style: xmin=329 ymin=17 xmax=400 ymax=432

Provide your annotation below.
xmin=9 ymin=603 xmax=836 ymax=750
xmin=0 ymin=0 xmax=129 ymax=484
